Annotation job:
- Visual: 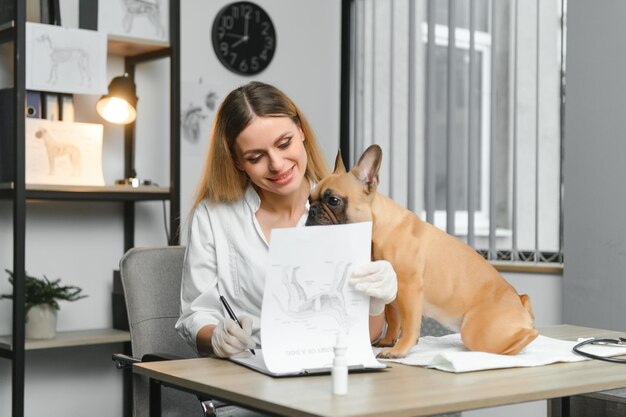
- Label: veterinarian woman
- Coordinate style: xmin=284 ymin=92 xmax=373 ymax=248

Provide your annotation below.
xmin=175 ymin=81 xmax=397 ymax=358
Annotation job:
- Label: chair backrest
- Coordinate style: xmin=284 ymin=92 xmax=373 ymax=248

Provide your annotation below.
xmin=120 ymin=246 xmax=202 ymax=417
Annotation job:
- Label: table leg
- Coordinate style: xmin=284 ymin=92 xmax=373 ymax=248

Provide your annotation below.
xmin=548 ymin=397 xmax=571 ymax=417
xmin=149 ymin=378 xmax=162 ymax=417
xmin=123 ymin=342 xmax=132 ymax=417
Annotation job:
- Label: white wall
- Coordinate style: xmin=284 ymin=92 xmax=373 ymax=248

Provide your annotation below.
xmin=562 ymin=0 xmax=626 ymax=332
xmin=0 ymin=1 xmax=341 ymax=416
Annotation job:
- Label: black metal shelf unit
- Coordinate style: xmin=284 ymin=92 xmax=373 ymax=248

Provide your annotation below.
xmin=0 ymin=1 xmax=181 ymax=416
xmin=0 ymin=184 xmax=172 ymax=201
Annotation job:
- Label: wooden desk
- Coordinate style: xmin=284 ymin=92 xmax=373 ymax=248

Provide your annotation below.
xmin=134 ymin=325 xmax=626 ymax=417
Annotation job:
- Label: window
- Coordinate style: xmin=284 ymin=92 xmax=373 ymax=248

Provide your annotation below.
xmin=347 ymin=0 xmax=564 ymax=263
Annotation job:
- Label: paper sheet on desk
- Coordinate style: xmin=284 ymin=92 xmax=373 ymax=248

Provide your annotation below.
xmin=260 ymin=222 xmax=384 ymax=375
xmin=375 ymin=334 xmax=626 ymax=373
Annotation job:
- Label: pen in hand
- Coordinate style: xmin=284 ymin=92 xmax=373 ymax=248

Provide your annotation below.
xmin=219 ymin=295 xmax=256 ymax=355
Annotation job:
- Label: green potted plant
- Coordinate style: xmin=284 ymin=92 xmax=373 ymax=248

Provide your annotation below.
xmin=1 ymin=270 xmax=87 ymax=339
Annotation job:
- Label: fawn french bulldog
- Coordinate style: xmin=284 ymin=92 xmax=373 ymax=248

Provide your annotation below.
xmin=306 ymin=145 xmax=538 ymax=358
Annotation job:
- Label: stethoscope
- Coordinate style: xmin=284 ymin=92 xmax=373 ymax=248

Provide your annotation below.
xmin=572 ymin=337 xmax=626 ymax=363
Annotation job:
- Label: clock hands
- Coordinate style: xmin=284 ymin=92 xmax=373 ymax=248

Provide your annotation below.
xmin=230 ymin=15 xmax=251 ymax=49
xmin=231 ymin=36 xmax=246 ymax=48
xmin=243 ymin=14 xmax=250 ymax=38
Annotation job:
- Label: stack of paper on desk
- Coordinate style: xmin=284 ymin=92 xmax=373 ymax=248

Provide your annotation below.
xmin=375 ymin=334 xmax=626 ymax=373
xmin=231 ymin=222 xmax=386 ymax=377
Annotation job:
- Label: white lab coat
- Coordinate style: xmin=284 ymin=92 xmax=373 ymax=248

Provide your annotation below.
xmin=175 ymin=184 xmax=310 ymax=353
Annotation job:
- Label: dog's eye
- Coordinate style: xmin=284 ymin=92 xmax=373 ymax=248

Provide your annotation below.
xmin=328 ymin=196 xmax=341 ymax=207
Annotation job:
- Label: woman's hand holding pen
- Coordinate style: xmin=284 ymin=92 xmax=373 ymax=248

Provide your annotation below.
xmin=211 ymin=315 xmax=256 ymax=358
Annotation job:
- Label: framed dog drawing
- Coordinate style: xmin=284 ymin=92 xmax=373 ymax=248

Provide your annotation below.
xmin=25 ymin=119 xmax=105 ymax=186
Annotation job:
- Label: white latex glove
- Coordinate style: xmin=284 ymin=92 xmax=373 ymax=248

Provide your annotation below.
xmin=211 ymin=315 xmax=255 ymax=358
xmin=350 ymin=260 xmax=398 ymax=316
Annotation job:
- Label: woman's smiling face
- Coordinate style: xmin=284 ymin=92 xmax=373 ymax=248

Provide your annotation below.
xmin=234 ymin=116 xmax=308 ymax=197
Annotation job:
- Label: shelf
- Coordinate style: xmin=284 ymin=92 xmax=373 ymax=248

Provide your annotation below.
xmin=0 ymin=328 xmax=130 ymax=351
xmin=108 ymin=34 xmax=170 ymax=57
xmin=0 ymin=183 xmax=171 ymax=201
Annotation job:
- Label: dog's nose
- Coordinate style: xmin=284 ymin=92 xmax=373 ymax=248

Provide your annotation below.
xmin=309 ymin=203 xmax=320 ymax=215
xmin=305 ymin=204 xmax=320 ymax=226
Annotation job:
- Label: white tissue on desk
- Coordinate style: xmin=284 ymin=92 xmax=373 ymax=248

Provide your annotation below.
xmin=373 ymin=334 xmax=626 ymax=373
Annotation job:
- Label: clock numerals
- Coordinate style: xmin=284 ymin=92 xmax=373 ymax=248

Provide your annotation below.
xmin=220 ymin=42 xmax=228 ymax=56
xmin=229 ymin=53 xmax=238 ymax=66
xmin=261 ymin=21 xmax=271 ymax=36
xmin=212 ymin=1 xmax=276 ymax=76
xmin=221 ymin=15 xmax=234 ymax=30
xmin=230 ymin=4 xmax=253 ymax=19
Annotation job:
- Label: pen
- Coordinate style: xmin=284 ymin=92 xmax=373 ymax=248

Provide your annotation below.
xmin=219 ymin=295 xmax=256 ymax=355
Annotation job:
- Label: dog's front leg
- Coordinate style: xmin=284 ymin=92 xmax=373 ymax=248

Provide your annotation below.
xmin=377 ymin=279 xmax=423 ymax=359
xmin=375 ymin=301 xmax=400 ymax=347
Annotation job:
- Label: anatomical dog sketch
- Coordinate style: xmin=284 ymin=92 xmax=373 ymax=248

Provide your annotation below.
xmin=34 ymin=128 xmax=81 ymax=177
xmin=27 ymin=23 xmax=107 ymax=95
xmin=25 ymin=119 xmax=105 ymax=186
xmin=36 ymin=34 xmax=91 ymax=87
xmin=121 ymin=0 xmax=165 ymax=37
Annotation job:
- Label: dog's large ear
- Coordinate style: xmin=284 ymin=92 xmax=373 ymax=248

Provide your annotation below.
xmin=333 ymin=149 xmax=347 ymax=174
xmin=352 ymin=145 xmax=382 ymax=193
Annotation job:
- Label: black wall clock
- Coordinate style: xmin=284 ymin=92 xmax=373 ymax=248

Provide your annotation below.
xmin=212 ymin=1 xmax=277 ymax=76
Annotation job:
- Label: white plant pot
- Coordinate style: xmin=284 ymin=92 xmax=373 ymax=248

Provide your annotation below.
xmin=25 ymin=304 xmax=58 ymax=339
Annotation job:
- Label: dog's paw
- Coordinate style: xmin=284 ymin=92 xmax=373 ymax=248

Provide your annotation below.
xmin=373 ymin=337 xmax=396 ymax=348
xmin=376 ymin=348 xmax=408 ymax=359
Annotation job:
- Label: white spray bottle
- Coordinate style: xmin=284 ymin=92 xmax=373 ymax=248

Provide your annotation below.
xmin=332 ymin=331 xmax=348 ymax=395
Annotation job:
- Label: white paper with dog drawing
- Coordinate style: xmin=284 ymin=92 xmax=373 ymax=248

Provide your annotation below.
xmin=25 ymin=118 xmax=105 ymax=186
xmin=232 ymin=222 xmax=385 ymax=376
xmin=26 ymin=23 xmax=107 ymax=95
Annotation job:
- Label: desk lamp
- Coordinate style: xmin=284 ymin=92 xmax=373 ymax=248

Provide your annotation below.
xmin=96 ymin=73 xmax=140 ymax=187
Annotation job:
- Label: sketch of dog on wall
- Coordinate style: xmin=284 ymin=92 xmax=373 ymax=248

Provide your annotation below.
xmin=277 ymin=262 xmax=352 ymax=329
xmin=121 ymin=0 xmax=165 ymax=37
xmin=35 ymin=128 xmax=81 ymax=177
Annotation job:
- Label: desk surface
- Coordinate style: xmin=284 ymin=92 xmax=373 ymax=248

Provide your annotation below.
xmin=134 ymin=325 xmax=626 ymax=417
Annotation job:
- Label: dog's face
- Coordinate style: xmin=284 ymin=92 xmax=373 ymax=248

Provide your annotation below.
xmin=306 ymin=145 xmax=382 ymax=226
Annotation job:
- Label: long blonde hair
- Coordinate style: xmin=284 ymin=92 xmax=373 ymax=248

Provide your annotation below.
xmin=191 ymin=81 xmax=329 ymax=209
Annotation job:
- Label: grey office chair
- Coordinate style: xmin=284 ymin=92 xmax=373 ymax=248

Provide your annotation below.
xmin=114 ymin=246 xmax=205 ymax=417
xmin=113 ymin=246 xmax=268 ymax=417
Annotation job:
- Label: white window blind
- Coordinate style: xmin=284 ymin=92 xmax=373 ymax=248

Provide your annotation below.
xmin=347 ymin=0 xmax=564 ymax=263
